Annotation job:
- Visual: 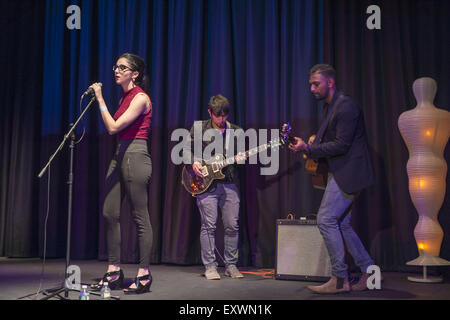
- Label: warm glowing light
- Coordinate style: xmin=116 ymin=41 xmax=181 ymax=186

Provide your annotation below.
xmin=414 ymin=178 xmax=427 ymax=189
xmin=418 ymin=243 xmax=425 ymax=250
xmin=419 ymin=179 xmax=426 ymax=188
xmin=425 ymin=130 xmax=432 ymax=137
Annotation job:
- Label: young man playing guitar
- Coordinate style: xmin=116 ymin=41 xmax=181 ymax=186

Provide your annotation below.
xmin=186 ymin=94 xmax=246 ymax=280
xmin=289 ymin=64 xmax=376 ymax=294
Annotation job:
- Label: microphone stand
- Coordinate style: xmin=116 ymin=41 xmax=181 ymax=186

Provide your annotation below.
xmin=37 ymin=96 xmax=96 ymax=300
xmin=38 ymin=95 xmax=96 ymax=179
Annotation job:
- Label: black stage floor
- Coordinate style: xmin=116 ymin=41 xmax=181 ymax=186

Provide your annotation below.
xmin=1 ymin=258 xmax=449 ymax=301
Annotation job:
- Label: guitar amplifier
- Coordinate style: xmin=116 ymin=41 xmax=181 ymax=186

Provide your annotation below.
xmin=275 ymin=218 xmax=332 ymax=281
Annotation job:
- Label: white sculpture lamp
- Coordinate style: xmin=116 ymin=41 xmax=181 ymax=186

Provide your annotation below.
xmin=398 ymin=77 xmax=450 ymax=283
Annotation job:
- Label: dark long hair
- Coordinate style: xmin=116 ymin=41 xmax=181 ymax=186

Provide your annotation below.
xmin=119 ymin=53 xmax=150 ymax=94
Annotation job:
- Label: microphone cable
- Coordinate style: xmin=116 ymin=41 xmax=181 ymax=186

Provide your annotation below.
xmin=21 ymin=93 xmax=91 ymax=300
xmin=74 ymin=95 xmax=87 ymax=145
xmin=34 ymin=163 xmax=52 ymax=299
xmin=17 ymin=163 xmax=53 ymax=300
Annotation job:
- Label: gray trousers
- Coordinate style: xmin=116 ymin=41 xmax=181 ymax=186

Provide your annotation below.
xmin=317 ymin=175 xmax=374 ymax=278
xmin=103 ymin=139 xmax=152 ymax=268
xmin=196 ymin=183 xmax=240 ymax=268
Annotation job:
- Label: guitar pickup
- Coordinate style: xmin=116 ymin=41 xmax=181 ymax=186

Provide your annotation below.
xmin=211 ymin=163 xmax=219 ymax=173
xmin=200 ymin=166 xmax=209 ymax=176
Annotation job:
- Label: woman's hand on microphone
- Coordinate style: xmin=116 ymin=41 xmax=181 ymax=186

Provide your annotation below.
xmin=89 ymin=82 xmax=104 ymax=104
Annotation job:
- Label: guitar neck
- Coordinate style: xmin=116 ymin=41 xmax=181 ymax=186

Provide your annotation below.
xmin=216 ymin=142 xmax=274 ymax=169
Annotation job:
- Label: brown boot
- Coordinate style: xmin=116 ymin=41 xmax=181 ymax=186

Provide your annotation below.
xmin=351 ymin=273 xmax=369 ymax=291
xmin=351 ymin=272 xmax=384 ymax=291
xmin=307 ymin=275 xmax=350 ymax=294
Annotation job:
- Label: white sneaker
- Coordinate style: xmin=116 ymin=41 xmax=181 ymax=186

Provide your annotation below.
xmin=224 ymin=265 xmax=244 ymax=279
xmin=204 ymin=267 xmax=221 ymax=280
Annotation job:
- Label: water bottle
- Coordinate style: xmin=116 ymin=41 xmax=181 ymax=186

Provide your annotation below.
xmin=78 ymin=285 xmax=90 ymax=300
xmin=100 ymin=282 xmax=111 ymax=300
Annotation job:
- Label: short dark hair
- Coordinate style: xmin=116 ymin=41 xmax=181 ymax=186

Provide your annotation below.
xmin=310 ymin=64 xmax=336 ymax=81
xmin=208 ymin=94 xmax=230 ymax=115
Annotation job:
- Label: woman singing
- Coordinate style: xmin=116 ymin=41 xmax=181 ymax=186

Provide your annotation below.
xmin=89 ymin=53 xmax=153 ymax=294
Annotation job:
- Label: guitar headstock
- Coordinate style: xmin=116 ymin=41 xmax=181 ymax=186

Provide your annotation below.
xmin=280 ymin=122 xmax=296 ymax=145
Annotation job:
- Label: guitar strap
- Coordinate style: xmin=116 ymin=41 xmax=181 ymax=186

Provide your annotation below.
xmin=314 ymin=92 xmax=345 ymax=145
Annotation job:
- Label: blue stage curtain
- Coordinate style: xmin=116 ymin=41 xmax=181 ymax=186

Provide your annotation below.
xmin=0 ymin=0 xmax=46 ymax=257
xmin=37 ymin=0 xmax=323 ymax=265
xmin=2 ymin=0 xmax=449 ymax=272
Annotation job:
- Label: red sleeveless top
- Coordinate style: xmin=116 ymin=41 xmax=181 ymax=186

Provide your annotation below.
xmin=113 ymin=86 xmax=152 ymax=140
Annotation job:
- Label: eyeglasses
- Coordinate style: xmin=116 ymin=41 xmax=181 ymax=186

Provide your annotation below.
xmin=112 ymin=64 xmax=132 ymax=72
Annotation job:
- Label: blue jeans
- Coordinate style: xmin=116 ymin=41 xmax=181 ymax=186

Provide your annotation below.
xmin=317 ymin=175 xmax=374 ymax=278
xmin=196 ymin=183 xmax=240 ymax=268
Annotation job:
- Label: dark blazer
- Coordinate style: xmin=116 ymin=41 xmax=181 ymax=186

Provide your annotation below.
xmin=184 ymin=119 xmax=242 ymax=193
xmin=309 ymin=91 xmax=374 ymax=194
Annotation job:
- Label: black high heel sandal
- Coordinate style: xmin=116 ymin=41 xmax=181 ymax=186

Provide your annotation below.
xmin=90 ymin=269 xmax=124 ymax=291
xmin=123 ymin=272 xmax=152 ymax=295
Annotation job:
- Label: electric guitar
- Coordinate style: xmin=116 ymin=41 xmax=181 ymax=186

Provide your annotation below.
xmin=181 ymin=126 xmax=291 ymax=196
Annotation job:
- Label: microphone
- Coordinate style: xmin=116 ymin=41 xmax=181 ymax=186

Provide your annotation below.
xmin=81 ymin=83 xmax=102 ymax=98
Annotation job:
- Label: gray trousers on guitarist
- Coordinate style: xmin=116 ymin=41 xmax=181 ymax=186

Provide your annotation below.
xmin=196 ymin=183 xmax=240 ymax=268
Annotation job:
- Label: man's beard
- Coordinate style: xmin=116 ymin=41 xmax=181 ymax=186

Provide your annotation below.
xmin=313 ymin=93 xmax=326 ymax=101
xmin=312 ymin=88 xmax=328 ymax=101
